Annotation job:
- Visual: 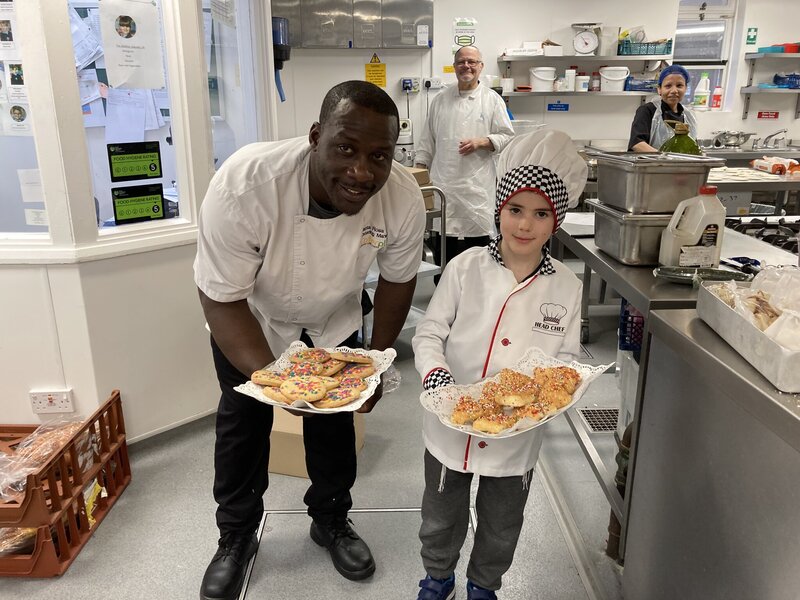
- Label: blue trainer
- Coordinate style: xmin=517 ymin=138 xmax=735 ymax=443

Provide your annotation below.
xmin=417 ymin=574 xmax=456 ymax=600
xmin=466 ymin=580 xmax=497 ymax=600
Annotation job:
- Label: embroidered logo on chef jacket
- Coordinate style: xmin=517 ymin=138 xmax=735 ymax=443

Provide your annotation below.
xmin=360 ymin=225 xmax=387 ymax=249
xmin=532 ymin=303 xmax=568 ymax=336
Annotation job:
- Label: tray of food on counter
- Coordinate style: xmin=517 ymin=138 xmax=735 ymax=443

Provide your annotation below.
xmin=697 ymin=266 xmax=800 ymax=393
xmin=235 ymin=342 xmax=396 ymax=414
xmin=419 ymin=347 xmax=612 ymax=439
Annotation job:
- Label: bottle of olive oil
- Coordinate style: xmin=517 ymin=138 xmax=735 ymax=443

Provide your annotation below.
xmin=659 ymin=121 xmax=702 ymax=156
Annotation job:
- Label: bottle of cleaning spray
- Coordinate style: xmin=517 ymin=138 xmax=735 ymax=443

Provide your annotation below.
xmin=659 ymin=185 xmax=726 ymax=268
xmin=693 ymin=72 xmax=711 ymax=110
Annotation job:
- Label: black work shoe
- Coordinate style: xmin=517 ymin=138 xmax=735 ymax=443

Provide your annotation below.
xmin=200 ymin=533 xmax=259 ymax=600
xmin=310 ymin=518 xmax=376 ymax=581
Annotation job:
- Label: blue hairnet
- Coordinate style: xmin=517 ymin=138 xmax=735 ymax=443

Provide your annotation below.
xmin=658 ymin=64 xmax=690 ymax=86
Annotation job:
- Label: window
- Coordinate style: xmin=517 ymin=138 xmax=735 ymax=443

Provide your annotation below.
xmin=0 ymin=0 xmax=47 ymax=235
xmin=673 ymin=0 xmax=738 ymax=107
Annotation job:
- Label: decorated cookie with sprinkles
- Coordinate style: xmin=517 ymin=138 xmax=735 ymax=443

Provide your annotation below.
xmin=262 ymin=386 xmax=292 ymax=405
xmin=313 ymin=386 xmax=361 ymax=409
xmin=319 ymin=359 xmax=347 ymax=377
xmin=317 ymin=376 xmax=341 ymax=391
xmin=337 ymin=363 xmax=375 ymax=379
xmin=280 ymin=376 xmax=327 ymax=403
xmin=251 ymin=370 xmax=285 ymax=387
xmin=283 ymin=362 xmax=325 ymax=377
xmin=329 ymin=350 xmax=373 ymax=364
xmin=336 ymin=377 xmax=368 ymax=393
xmin=289 ymin=348 xmax=331 ymax=364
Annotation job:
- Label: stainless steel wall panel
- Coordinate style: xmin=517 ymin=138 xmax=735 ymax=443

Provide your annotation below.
xmin=271 ymin=0 xmax=302 ymax=47
xmin=353 ymin=0 xmax=381 ymax=49
xmin=381 ymin=0 xmax=432 ymax=48
xmin=300 ymin=0 xmax=354 ymax=48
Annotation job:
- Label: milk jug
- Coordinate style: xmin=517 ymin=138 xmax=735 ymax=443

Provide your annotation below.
xmin=659 ymin=185 xmax=726 ymax=268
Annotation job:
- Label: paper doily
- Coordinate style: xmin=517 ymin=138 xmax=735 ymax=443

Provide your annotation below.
xmin=235 ymin=341 xmax=396 ymax=414
xmin=420 ymin=347 xmax=612 ymax=439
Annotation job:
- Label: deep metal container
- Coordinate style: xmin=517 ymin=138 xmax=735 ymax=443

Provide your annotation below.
xmin=588 ymin=199 xmax=671 ymax=265
xmin=697 ymin=281 xmax=800 ymax=393
xmin=592 ymin=152 xmax=726 ymax=213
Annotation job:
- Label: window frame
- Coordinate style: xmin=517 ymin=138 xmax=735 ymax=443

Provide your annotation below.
xmin=1 ymin=0 xmax=217 ymax=264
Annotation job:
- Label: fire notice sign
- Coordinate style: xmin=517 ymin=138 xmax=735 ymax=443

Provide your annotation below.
xmin=112 ymin=183 xmax=165 ymax=225
xmin=757 ymin=111 xmax=779 ymax=119
xmin=107 ymin=141 xmax=162 ymax=182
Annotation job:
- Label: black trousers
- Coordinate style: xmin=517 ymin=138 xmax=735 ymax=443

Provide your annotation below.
xmin=430 ymin=233 xmax=491 ymax=283
xmin=211 ymin=331 xmax=359 ymax=536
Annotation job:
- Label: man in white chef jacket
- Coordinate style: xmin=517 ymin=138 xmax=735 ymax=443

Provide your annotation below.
xmin=415 ymin=45 xmax=514 ymax=266
xmin=194 ymin=80 xmax=426 ymax=600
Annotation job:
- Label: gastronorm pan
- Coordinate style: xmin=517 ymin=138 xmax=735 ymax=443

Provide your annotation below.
xmin=590 ymin=151 xmax=726 ymax=214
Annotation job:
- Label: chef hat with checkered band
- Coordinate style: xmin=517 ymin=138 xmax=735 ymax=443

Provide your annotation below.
xmin=495 ymin=129 xmax=588 ymax=232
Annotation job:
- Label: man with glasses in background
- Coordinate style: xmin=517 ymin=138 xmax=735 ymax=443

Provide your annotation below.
xmin=416 ymin=46 xmax=514 ymax=268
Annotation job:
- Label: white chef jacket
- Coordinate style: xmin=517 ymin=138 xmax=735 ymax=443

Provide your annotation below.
xmin=194 ymin=136 xmax=427 ymax=355
xmin=412 ymin=245 xmax=581 ymax=477
xmin=416 ymin=83 xmax=514 ymax=238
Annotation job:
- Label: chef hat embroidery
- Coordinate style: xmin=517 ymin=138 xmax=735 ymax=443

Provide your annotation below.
xmin=495 ymin=165 xmax=570 ymax=233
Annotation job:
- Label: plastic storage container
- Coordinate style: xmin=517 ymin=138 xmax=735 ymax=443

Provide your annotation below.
xmin=0 ymin=391 xmax=131 ymax=577
xmin=576 ymin=74 xmax=590 ymax=92
xmin=599 ymin=66 xmax=630 ymax=91
xmin=617 ymin=39 xmax=673 ymax=55
xmin=530 ymin=67 xmax=556 ymax=92
xmin=659 ymin=185 xmax=726 ymax=268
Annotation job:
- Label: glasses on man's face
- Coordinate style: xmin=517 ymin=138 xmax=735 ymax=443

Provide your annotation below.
xmin=455 ymin=59 xmax=482 ymax=67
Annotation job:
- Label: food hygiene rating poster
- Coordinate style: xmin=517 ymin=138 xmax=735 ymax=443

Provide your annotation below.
xmin=98 ymin=0 xmax=165 ymax=89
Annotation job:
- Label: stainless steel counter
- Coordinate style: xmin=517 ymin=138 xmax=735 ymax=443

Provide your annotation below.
xmin=550 ymin=224 xmax=797 ymax=560
xmin=623 ymin=309 xmax=800 ymax=600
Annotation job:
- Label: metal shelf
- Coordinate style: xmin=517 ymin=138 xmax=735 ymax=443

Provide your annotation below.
xmin=504 ymin=91 xmax=652 ymax=97
xmin=741 ymin=53 xmax=800 ymax=119
xmin=498 ymin=54 xmax=672 ymax=63
xmin=740 ymin=86 xmax=800 ymax=93
xmin=744 ymin=52 xmax=800 ymax=61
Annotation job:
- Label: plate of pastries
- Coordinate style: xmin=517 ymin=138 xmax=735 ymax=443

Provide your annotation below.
xmin=420 ymin=347 xmax=612 ymax=438
xmin=235 ymin=341 xmax=396 ymax=413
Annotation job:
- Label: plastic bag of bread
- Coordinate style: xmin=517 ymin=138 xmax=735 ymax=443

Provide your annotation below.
xmin=0 ymin=526 xmax=37 ymax=556
xmin=734 ymin=289 xmax=782 ymax=331
xmin=764 ymin=309 xmax=800 ymax=351
xmin=0 ymin=417 xmax=95 ymax=503
xmin=749 ymin=266 xmax=800 ymax=311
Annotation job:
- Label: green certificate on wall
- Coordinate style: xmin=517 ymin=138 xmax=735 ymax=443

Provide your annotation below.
xmin=112 ymin=183 xmax=165 ymax=225
xmin=107 ymin=141 xmax=162 ymax=182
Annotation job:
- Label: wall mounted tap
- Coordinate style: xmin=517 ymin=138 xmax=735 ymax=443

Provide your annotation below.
xmin=756 ymin=128 xmax=788 ymax=149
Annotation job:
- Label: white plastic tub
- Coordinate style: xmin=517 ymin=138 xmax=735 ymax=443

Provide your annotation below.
xmin=599 ymin=66 xmax=630 ymax=92
xmin=529 ymin=67 xmax=556 ymax=92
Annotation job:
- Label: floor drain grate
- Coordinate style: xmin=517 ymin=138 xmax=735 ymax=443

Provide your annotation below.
xmin=578 ymin=408 xmax=618 ymax=433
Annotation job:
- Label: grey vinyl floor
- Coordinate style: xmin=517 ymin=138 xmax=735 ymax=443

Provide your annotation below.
xmin=1 ymin=265 xmax=627 ymax=600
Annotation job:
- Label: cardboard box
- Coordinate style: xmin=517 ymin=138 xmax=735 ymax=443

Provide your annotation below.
xmin=423 ymin=191 xmax=435 ymax=211
xmin=405 ymin=166 xmax=430 ymax=186
xmin=269 ymin=409 xmax=365 ymax=478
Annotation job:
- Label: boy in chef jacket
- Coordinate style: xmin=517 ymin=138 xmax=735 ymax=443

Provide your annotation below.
xmin=412 ymin=129 xmax=587 ymax=600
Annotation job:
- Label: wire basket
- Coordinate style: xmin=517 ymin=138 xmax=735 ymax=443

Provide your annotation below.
xmin=617 ymin=39 xmax=673 ymax=56
xmin=618 ymin=299 xmax=645 ymax=353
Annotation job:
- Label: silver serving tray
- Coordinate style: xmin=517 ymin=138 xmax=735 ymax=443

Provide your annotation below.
xmin=653 ymin=266 xmax=754 ymax=285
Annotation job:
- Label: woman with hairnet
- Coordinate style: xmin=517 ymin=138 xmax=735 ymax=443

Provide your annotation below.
xmin=412 ymin=130 xmax=588 ymax=600
xmin=628 ymin=64 xmax=699 ymax=152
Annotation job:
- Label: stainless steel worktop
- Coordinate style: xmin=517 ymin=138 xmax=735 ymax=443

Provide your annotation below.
xmin=647 ymin=309 xmax=800 ymax=450
xmin=623 ymin=308 xmax=800 ymax=600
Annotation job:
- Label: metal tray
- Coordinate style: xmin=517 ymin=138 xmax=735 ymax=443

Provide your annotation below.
xmin=653 ymin=266 xmax=754 ymax=285
xmin=591 ymin=151 xmax=726 ymax=214
xmin=588 ymin=199 xmax=670 ymax=265
xmin=697 ymin=281 xmax=800 ymax=393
